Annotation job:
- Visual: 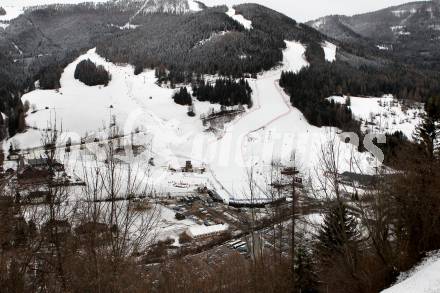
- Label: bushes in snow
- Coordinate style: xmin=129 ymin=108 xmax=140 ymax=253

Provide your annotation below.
xmin=0 ymin=7 xmax=6 ymax=16
xmin=187 ymin=105 xmax=196 ymax=117
xmin=74 ymin=59 xmax=111 ymax=86
xmin=134 ymin=64 xmax=144 ymax=76
xmin=173 ymin=87 xmax=192 ymax=106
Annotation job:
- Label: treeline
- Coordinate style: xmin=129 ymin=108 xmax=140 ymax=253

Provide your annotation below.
xmin=0 ymin=85 xmax=26 ymax=139
xmin=173 ymin=79 xmax=253 ymax=108
xmin=281 ymin=61 xmax=440 ymax=103
xmin=0 ymin=52 xmax=32 ymax=138
xmin=74 ymin=59 xmax=111 ymax=86
xmin=192 ymin=78 xmax=252 ymax=107
xmin=280 ymin=70 xmax=360 ymax=133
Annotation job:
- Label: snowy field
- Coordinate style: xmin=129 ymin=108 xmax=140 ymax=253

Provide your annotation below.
xmin=328 ymin=95 xmax=424 ymax=140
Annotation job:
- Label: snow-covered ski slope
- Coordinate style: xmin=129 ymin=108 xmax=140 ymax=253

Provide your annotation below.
xmin=226 ymin=5 xmax=252 ymax=30
xmin=207 ymin=41 xmax=378 ymax=203
xmin=17 ymin=48 xmax=220 ymax=158
xmin=205 ymin=41 xmax=310 ymax=202
xmin=322 ymin=41 xmax=337 ymax=62
xmin=13 ymin=41 xmax=381 ymax=203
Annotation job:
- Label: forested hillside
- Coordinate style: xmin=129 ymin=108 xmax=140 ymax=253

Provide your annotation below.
xmin=0 ymin=1 xmax=331 ymax=138
xmin=280 ymin=61 xmax=440 ymax=105
xmin=96 ymin=4 xmax=328 ymax=81
xmin=308 ymin=1 xmax=440 ymax=71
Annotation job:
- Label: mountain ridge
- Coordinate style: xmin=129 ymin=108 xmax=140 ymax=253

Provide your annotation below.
xmin=112 ymin=0 xmax=204 ymax=14
xmin=307 ymin=0 xmax=440 ymax=70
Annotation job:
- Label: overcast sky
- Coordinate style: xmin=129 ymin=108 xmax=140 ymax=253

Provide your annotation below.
xmin=203 ymin=0 xmax=415 ymax=22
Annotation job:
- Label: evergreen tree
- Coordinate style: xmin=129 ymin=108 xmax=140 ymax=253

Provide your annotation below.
xmin=426 ymin=96 xmax=440 ymax=120
xmin=192 ymin=78 xmax=252 ymax=107
xmin=39 ymin=64 xmax=63 ymax=90
xmin=74 ymin=59 xmax=111 ymax=86
xmin=295 ymin=242 xmax=318 ymax=293
xmin=172 ymin=87 xmax=192 ymax=106
xmin=317 ymin=202 xmax=360 ymax=258
xmin=413 ymin=116 xmax=440 ymax=159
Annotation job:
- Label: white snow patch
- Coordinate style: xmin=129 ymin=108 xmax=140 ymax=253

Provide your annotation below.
xmin=322 ymin=41 xmax=337 ymax=62
xmin=377 ymin=45 xmax=390 ymax=50
xmin=141 ymin=0 xmax=201 ymax=14
xmin=12 ymin=42 xmax=23 ymax=55
xmin=187 ymin=0 xmax=202 ymax=12
xmin=155 ymin=205 xmax=200 ymax=242
xmin=382 ymin=251 xmax=440 ymax=293
xmin=391 ymin=25 xmax=405 ymax=31
xmin=391 ymin=25 xmax=411 ymax=36
xmin=311 ymin=18 xmax=324 ymax=29
xmin=391 ymin=8 xmax=417 ymax=17
xmin=282 ymin=40 xmax=309 ymax=72
xmin=194 ymin=31 xmax=229 ymax=48
xmin=0 ymin=5 xmax=24 ymax=22
xmin=226 ymin=6 xmax=252 ymax=30
xmin=112 ymin=22 xmax=140 ymax=30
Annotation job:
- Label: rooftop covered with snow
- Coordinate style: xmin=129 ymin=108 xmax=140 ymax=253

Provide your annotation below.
xmin=187 ymin=223 xmax=229 ymax=238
